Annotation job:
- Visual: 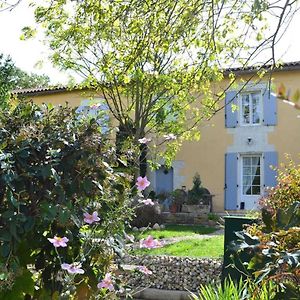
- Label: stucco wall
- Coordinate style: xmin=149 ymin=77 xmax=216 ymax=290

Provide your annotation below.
xmin=176 ymin=70 xmax=300 ymax=212
xmin=176 ymin=110 xmax=232 ymax=212
xmin=19 ymin=69 xmax=300 ymax=212
xmin=269 ymin=70 xmax=300 ymax=165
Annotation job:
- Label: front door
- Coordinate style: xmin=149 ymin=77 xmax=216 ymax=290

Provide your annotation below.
xmin=240 ymin=155 xmax=262 ymax=210
xmin=155 ymin=166 xmax=174 ymax=195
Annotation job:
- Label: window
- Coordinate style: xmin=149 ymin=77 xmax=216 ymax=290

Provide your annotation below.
xmin=240 ymin=91 xmax=262 ymax=125
xmin=242 ymin=156 xmax=261 ymax=195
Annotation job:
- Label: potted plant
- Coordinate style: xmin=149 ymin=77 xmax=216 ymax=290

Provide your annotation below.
xmin=182 ymin=173 xmax=211 ymax=213
xmin=171 ymin=189 xmax=187 ymax=212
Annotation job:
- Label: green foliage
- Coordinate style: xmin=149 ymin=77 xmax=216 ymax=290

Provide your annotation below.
xmin=232 ymin=159 xmax=300 ymax=299
xmin=29 ymin=0 xmax=279 ymax=164
xmin=0 ymin=101 xmax=133 ymax=298
xmin=11 ymin=67 xmax=50 ymax=90
xmin=171 ymin=189 xmax=187 ymax=205
xmin=0 ymin=54 xmax=15 ymax=105
xmin=187 ymin=173 xmax=208 ymax=205
xmin=207 ymin=213 xmax=219 ymax=222
xmin=0 ymin=53 xmax=50 ymax=108
xmin=259 ymin=157 xmax=300 ymax=212
xmin=190 ymin=278 xmax=278 ymax=300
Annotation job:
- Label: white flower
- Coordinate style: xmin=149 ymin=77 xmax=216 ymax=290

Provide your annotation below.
xmin=138 ymin=137 xmax=152 ymax=144
xmin=163 ymin=134 xmax=177 ymax=141
xmin=139 ymin=198 xmax=155 ymax=206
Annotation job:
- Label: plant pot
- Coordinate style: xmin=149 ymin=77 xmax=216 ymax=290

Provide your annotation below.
xmin=170 ymin=203 xmax=177 ymax=213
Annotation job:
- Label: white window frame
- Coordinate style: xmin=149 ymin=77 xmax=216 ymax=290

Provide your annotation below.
xmin=238 ymin=153 xmax=264 ymax=210
xmin=239 ymin=90 xmax=263 ymax=126
xmin=240 ymin=154 xmax=262 ymax=196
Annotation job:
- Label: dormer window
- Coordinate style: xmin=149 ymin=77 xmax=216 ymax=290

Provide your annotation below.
xmin=240 ymin=91 xmax=262 ymax=126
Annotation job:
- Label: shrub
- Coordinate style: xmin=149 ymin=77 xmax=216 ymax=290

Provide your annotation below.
xmin=190 ymin=278 xmax=278 ymax=300
xmin=187 ymin=173 xmax=209 ymax=205
xmin=0 ymin=101 xmax=133 ymax=299
xmin=172 ymin=189 xmax=187 ymax=205
xmin=232 ymin=158 xmax=300 ymax=299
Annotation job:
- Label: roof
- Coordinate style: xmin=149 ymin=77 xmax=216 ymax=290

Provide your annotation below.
xmin=13 ymin=61 xmax=300 ymax=96
xmin=12 ymin=86 xmax=78 ymax=96
xmin=224 ymin=61 xmax=300 ymax=75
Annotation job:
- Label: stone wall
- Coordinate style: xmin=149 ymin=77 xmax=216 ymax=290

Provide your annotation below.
xmin=121 ymin=255 xmax=222 ymax=292
xmin=161 ymin=212 xmax=217 ymax=225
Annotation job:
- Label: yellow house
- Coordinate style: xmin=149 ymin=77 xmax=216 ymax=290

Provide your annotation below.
xmin=13 ymin=62 xmax=300 ymax=213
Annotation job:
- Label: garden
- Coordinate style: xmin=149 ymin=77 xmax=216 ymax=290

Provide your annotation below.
xmin=127 ymin=224 xmax=223 ymax=258
xmin=0 ymin=101 xmax=299 ymax=300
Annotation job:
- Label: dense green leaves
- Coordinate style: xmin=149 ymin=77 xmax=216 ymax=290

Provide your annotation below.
xmin=29 ymin=0 xmax=285 ymax=164
xmin=0 ymin=101 xmax=133 ymax=298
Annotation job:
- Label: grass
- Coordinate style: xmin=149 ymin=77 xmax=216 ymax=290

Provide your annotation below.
xmin=132 ymin=224 xmax=217 ymax=240
xmin=131 ymin=236 xmax=224 ymax=258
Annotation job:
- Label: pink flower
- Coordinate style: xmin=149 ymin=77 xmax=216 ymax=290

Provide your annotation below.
xmin=137 ymin=265 xmax=153 ymax=275
xmin=97 ymin=273 xmax=114 ymax=291
xmin=140 ymin=235 xmax=162 ymax=249
xmin=83 ymin=211 xmax=100 ymax=224
xmin=139 ymin=198 xmax=155 ymax=206
xmin=136 ymin=176 xmax=150 ymax=191
xmin=48 ymin=236 xmax=69 ymax=247
xmin=138 ymin=137 xmax=152 ymax=144
xmin=61 ymin=263 xmax=84 ymax=274
xmin=164 ymin=133 xmax=177 ymax=140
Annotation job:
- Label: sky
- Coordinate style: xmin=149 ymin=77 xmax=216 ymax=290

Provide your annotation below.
xmin=0 ymin=1 xmax=300 ymax=85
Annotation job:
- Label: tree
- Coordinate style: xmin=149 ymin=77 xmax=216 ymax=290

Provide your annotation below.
xmin=0 ymin=54 xmax=15 ymax=104
xmin=29 ymin=0 xmax=298 ymax=167
xmin=0 ymin=53 xmax=50 ymax=107
xmin=0 ymin=0 xmax=21 ymax=12
xmin=12 ymin=67 xmax=50 ymax=89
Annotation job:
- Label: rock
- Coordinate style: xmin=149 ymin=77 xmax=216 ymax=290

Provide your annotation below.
xmin=132 ymin=227 xmax=139 ymax=232
xmin=139 ymin=227 xmax=147 ymax=232
xmin=160 ymin=224 xmax=165 ymax=229
xmin=119 ymin=254 xmax=222 ymax=291
xmin=153 ymin=223 xmax=160 ymax=230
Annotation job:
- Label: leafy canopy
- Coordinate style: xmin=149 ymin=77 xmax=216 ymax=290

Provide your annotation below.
xmin=27 ymin=0 xmax=287 ymax=162
xmin=0 ymin=53 xmax=50 ymax=107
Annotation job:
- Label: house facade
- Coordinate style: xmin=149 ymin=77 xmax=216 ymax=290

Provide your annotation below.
xmin=14 ymin=62 xmax=300 ymax=212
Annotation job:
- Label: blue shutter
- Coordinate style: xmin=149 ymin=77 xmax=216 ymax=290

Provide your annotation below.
xmin=264 ymin=151 xmax=278 ymax=188
xmin=263 ymin=92 xmax=277 ymax=126
xmin=225 ymin=91 xmax=238 ymax=128
xmin=225 ymin=153 xmax=238 ymax=210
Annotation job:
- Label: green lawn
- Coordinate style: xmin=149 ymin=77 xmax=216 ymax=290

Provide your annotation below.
xmin=132 ymin=236 xmax=224 ymax=258
xmin=133 ymin=224 xmax=217 ymax=240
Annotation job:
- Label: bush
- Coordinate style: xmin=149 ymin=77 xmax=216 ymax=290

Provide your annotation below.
xmin=0 ymin=101 xmax=133 ymax=299
xmin=259 ymin=156 xmax=300 ymax=212
xmin=190 ymin=278 xmax=278 ymax=300
xmin=171 ymin=189 xmax=187 ymax=205
xmin=187 ymin=173 xmax=209 ymax=205
xmin=232 ymin=158 xmax=300 ymax=299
